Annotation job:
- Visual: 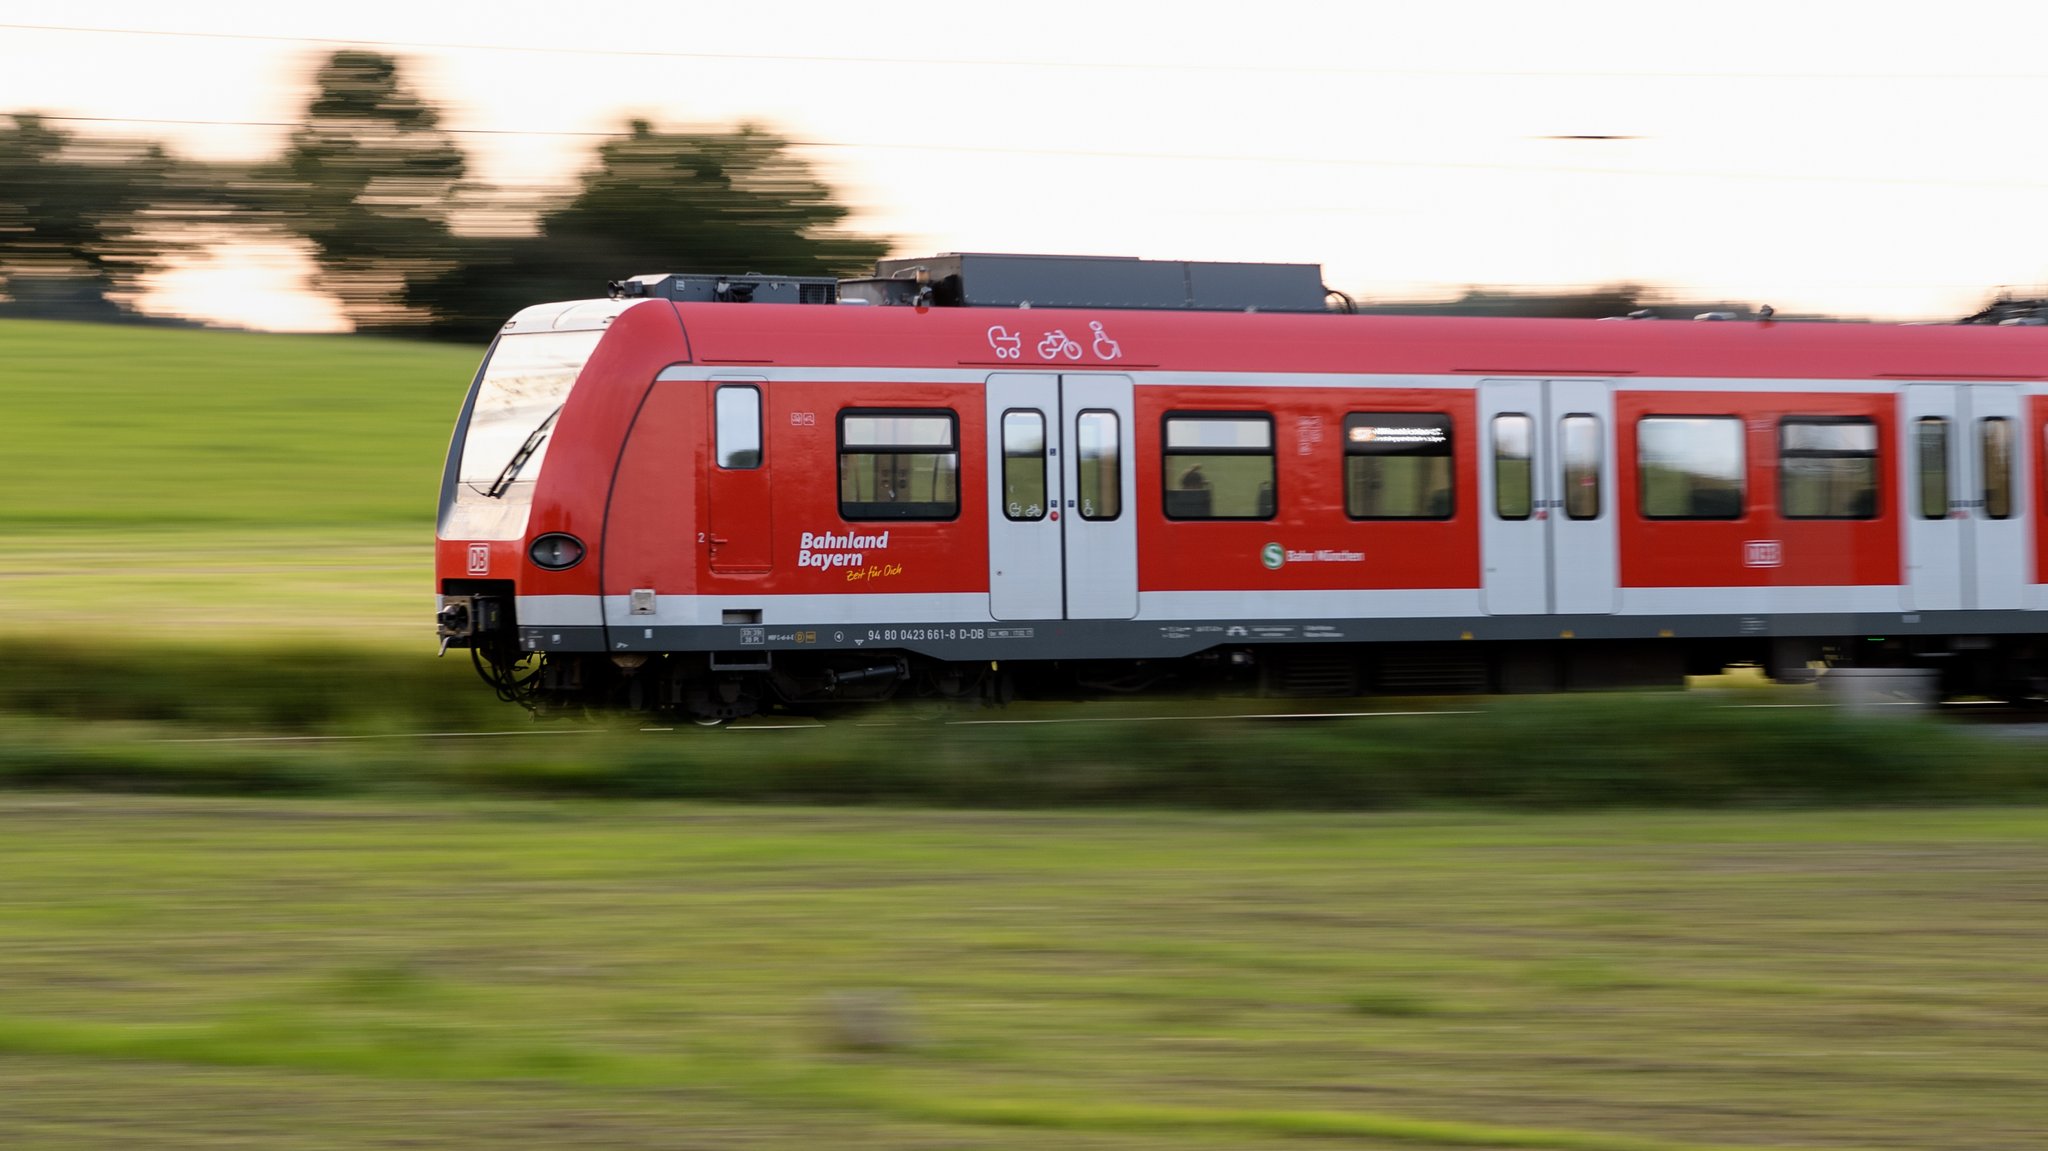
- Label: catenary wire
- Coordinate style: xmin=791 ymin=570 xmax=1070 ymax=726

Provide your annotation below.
xmin=22 ymin=114 xmax=2048 ymax=193
xmin=5 ymin=21 xmax=2048 ymax=81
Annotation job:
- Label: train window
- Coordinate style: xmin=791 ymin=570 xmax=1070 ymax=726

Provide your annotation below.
xmin=1492 ymin=415 xmax=1532 ymax=520
xmin=1917 ymin=418 xmax=1950 ymax=519
xmin=1000 ymin=410 xmax=1047 ymax=521
xmin=1779 ymin=418 xmax=1877 ymax=519
xmin=441 ymin=328 xmax=611 ymax=542
xmin=1982 ymin=418 xmax=2014 ymax=520
xmin=1077 ymin=410 xmax=1121 ymax=520
xmin=1163 ymin=414 xmax=1274 ymax=520
xmin=838 ymin=410 xmax=959 ymax=520
xmin=1638 ymin=417 xmax=1744 ymax=519
xmin=715 ymin=386 xmax=761 ymax=469
xmin=1345 ymin=413 xmax=1453 ymax=519
xmin=1561 ymin=415 xmax=1602 ymax=520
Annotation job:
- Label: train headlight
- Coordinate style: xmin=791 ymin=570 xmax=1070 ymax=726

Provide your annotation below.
xmin=529 ymin=533 xmax=586 ymax=571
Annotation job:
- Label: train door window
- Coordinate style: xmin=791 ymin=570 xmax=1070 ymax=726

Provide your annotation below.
xmin=1916 ymin=418 xmax=1950 ymax=519
xmin=838 ymin=410 xmax=959 ymax=520
xmin=1560 ymin=415 xmax=1602 ymax=520
xmin=1492 ymin=415 xmax=1533 ymax=520
xmin=1076 ymin=410 xmax=1121 ymax=520
xmin=1779 ymin=418 xmax=1877 ymax=519
xmin=1163 ymin=414 xmax=1274 ymax=520
xmin=1000 ymin=410 xmax=1047 ymax=521
xmin=715 ymin=385 xmax=761 ymax=469
xmin=1345 ymin=413 xmax=1453 ymax=519
xmin=1638 ymin=416 xmax=1745 ymax=519
xmin=1981 ymin=417 xmax=2014 ymax=519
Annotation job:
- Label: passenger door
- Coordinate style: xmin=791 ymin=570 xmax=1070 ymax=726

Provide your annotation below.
xmin=706 ymin=377 xmax=772 ymax=573
xmin=986 ymin=373 xmax=1138 ymax=620
xmin=1904 ymin=384 xmax=2026 ymax=610
xmin=1970 ymin=385 xmax=2026 ymax=611
xmin=1478 ymin=379 xmax=1618 ymax=615
xmin=1903 ymin=385 xmax=1964 ymax=611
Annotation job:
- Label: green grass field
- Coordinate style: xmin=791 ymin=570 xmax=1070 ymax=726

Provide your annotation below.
xmin=8 ymin=319 xmax=2048 ymax=1150
xmin=3 ymin=798 xmax=2045 ymax=1150
xmin=3 ymin=318 xmax=476 ymax=644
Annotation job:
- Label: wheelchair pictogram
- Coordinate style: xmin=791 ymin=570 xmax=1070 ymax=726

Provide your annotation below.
xmin=1089 ymin=321 xmax=1122 ymax=360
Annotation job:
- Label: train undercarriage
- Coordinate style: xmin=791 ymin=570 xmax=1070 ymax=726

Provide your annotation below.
xmin=456 ymin=626 xmax=2048 ymax=724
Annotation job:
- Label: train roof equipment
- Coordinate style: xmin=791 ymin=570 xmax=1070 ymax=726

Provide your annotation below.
xmin=601 ymin=253 xmax=2047 ymax=329
xmin=604 ymin=254 xmax=1337 ymax=313
xmin=607 ymin=272 xmax=840 ymax=305
xmin=843 ymin=253 xmax=1333 ymax=312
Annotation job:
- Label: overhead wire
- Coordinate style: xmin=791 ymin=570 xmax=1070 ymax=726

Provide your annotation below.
xmin=4 ymin=21 xmax=2048 ymax=81
xmin=21 ymin=113 xmax=2048 ymax=193
xmin=7 ymin=23 xmax=2048 ymax=189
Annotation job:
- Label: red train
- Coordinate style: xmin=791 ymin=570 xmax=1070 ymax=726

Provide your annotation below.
xmin=435 ymin=254 xmax=2048 ymax=719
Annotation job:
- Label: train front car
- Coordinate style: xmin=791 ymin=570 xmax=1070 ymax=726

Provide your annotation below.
xmin=434 ymin=297 xmax=688 ymax=710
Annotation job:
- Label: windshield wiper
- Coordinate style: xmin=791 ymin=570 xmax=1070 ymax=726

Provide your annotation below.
xmin=484 ymin=405 xmax=563 ymax=499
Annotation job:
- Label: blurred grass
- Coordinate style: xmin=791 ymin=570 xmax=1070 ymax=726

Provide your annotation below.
xmin=2 ymin=655 xmax=2043 ymax=808
xmin=3 ymin=319 xmax=474 ymax=531
xmin=7 ymin=321 xmax=2048 ymax=1148
xmin=1 ymin=797 xmax=2045 ymax=1149
xmin=2 ymin=318 xmax=473 ymax=645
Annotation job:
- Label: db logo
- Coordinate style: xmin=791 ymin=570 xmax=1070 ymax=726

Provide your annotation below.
xmin=467 ymin=544 xmax=490 ymax=575
xmin=1261 ymin=543 xmax=1286 ymax=571
xmin=1743 ymin=540 xmax=1783 ymax=568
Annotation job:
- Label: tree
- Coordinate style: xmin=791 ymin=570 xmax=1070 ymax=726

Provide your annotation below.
xmin=0 ymin=114 xmax=173 ymax=318
xmin=408 ymin=120 xmax=889 ymax=339
xmin=274 ymin=50 xmax=467 ymax=331
xmin=543 ymin=119 xmax=885 ymax=280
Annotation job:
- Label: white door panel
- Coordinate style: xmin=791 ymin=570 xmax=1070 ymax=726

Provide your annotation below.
xmin=986 ymin=374 xmax=1138 ymax=621
xmin=1478 ymin=380 xmax=1545 ymax=614
xmin=1902 ymin=386 xmax=1964 ymax=612
xmin=1479 ymin=379 xmax=1617 ymax=615
xmin=987 ymin=374 xmax=1063 ymax=620
xmin=1549 ymin=380 xmax=1618 ymax=615
xmin=1061 ymin=375 xmax=1139 ymax=619
xmin=1968 ymin=386 xmax=2027 ymax=611
xmin=1904 ymin=384 xmax=2027 ymax=612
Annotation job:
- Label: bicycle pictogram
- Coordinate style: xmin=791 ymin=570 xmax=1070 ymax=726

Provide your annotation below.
xmin=1037 ymin=329 xmax=1083 ymax=360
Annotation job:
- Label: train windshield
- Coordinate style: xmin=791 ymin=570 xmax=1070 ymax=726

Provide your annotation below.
xmin=441 ymin=329 xmax=605 ymax=539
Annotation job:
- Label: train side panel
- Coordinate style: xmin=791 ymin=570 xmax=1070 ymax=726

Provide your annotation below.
xmin=1614 ymin=387 xmax=1902 ymax=609
xmin=1133 ymin=381 xmax=1482 ymax=626
xmin=600 ymin=372 xmax=995 ymax=650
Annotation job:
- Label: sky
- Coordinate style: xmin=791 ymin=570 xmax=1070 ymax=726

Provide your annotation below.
xmin=5 ymin=1 xmax=2048 ymax=331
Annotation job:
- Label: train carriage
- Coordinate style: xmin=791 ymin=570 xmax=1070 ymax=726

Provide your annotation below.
xmin=435 ymin=254 xmax=2048 ymax=720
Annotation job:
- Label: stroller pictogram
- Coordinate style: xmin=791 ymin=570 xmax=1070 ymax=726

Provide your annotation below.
xmin=987 ymin=325 xmax=1023 ymax=360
